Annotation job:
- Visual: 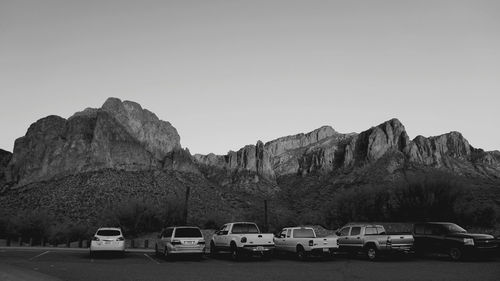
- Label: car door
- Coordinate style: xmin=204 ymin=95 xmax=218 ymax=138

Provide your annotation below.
xmin=285 ymin=229 xmax=294 ymax=252
xmin=214 ymin=224 xmax=230 ymax=248
xmin=274 ymin=229 xmax=287 ymax=251
xmin=337 ymin=227 xmax=351 ymax=248
xmin=346 ymin=226 xmax=363 ymax=250
xmin=426 ymin=224 xmax=445 ymax=253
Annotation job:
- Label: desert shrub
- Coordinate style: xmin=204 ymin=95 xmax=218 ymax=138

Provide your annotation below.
xmin=389 ymin=172 xmax=465 ymax=222
xmin=98 ymin=198 xmax=184 ymax=237
xmin=7 ymin=209 xmax=53 ymax=241
xmin=324 ymin=184 xmax=393 ymax=228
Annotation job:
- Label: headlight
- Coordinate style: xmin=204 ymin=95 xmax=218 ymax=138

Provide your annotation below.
xmin=463 ymin=238 xmax=474 ymax=246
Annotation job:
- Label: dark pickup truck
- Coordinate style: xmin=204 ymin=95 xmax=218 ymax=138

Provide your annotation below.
xmin=413 ymin=222 xmax=498 ymax=261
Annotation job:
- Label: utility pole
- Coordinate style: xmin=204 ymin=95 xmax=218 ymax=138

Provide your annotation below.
xmin=264 ymin=200 xmax=268 ymax=232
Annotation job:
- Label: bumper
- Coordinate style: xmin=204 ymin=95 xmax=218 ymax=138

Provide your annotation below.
xmin=169 ymin=245 xmax=206 ymax=255
xmin=241 ymin=245 xmax=275 ymax=254
xmin=310 ymin=247 xmax=337 ymax=256
xmin=387 ymin=245 xmax=414 ymax=254
xmin=90 ymin=241 xmax=125 ymax=252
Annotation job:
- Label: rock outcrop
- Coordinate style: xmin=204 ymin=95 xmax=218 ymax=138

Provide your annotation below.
xmin=343 ymin=119 xmax=409 ymax=167
xmin=6 ymin=98 xmax=182 ymax=186
xmin=0 ymin=149 xmax=12 ymax=187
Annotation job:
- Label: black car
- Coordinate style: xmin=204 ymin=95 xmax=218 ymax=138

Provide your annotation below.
xmin=413 ymin=222 xmax=498 ymax=261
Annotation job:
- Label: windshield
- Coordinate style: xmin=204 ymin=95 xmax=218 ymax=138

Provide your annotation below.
xmin=174 ymin=227 xmax=203 ymax=238
xmin=232 ymin=223 xmax=260 ymax=234
xmin=294 ymin=228 xmax=315 ymax=238
xmin=442 ymin=223 xmax=467 ymax=234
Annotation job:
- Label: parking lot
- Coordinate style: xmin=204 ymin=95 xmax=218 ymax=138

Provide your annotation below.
xmin=1 ymin=248 xmax=499 ymax=281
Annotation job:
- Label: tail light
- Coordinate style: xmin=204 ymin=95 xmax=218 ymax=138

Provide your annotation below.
xmin=198 ymin=240 xmax=205 ymax=245
xmin=116 ymin=237 xmax=124 ymax=241
xmin=309 ymin=240 xmax=314 ymax=246
xmin=92 ymin=236 xmax=100 ymax=241
xmin=241 ymin=237 xmax=247 ymax=243
xmin=171 ymin=240 xmax=182 ymax=245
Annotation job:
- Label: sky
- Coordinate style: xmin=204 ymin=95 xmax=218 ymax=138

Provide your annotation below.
xmin=1 ymin=0 xmax=499 ymax=155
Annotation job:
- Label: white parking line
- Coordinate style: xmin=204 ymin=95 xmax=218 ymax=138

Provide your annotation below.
xmin=29 ymin=251 xmax=50 ymax=261
xmin=144 ymin=253 xmax=160 ymax=264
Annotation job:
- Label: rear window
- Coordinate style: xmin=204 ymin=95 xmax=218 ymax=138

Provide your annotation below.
xmin=294 ymin=229 xmax=315 ymax=238
xmin=174 ymin=228 xmax=202 ymax=238
xmin=97 ymin=230 xmax=121 ymax=236
xmin=232 ymin=223 xmax=260 ymax=234
xmin=365 ymin=227 xmax=378 ymax=235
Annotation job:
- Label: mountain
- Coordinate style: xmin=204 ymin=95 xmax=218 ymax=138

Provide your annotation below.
xmin=1 ymin=98 xmax=499 ymax=234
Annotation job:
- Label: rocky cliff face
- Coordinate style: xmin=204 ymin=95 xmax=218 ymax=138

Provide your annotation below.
xmin=194 ymin=118 xmax=500 ymax=181
xmin=0 ymin=149 xmax=12 ymax=187
xmin=6 ymin=98 xmax=182 ymax=186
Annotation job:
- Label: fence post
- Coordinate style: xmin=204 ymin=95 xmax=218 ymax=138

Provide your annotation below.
xmin=66 ymin=239 xmax=70 ymax=248
xmin=78 ymin=239 xmax=83 ymax=248
xmin=144 ymin=239 xmax=149 ymax=249
xmin=6 ymin=237 xmax=10 ymax=247
xmin=29 ymin=238 xmax=33 ymax=247
xmin=131 ymin=239 xmax=135 ymax=248
xmin=18 ymin=237 xmax=22 ymax=247
xmin=41 ymin=238 xmax=45 ymax=247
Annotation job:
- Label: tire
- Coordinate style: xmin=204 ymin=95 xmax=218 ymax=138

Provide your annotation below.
xmin=449 ymin=247 xmax=463 ymax=261
xmin=164 ymin=247 xmax=171 ymax=261
xmin=230 ymin=244 xmax=240 ymax=261
xmin=296 ymin=245 xmax=307 ymax=261
xmin=210 ymin=241 xmax=218 ymax=257
xmin=366 ymin=245 xmax=378 ymax=261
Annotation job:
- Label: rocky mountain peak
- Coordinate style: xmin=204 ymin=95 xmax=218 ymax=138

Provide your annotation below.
xmin=343 ymin=118 xmax=409 ymax=167
xmin=6 ymin=98 xmax=182 ymax=186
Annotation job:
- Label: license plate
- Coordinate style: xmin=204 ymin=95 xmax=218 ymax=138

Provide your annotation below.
xmin=323 ymin=248 xmax=329 ymax=252
xmin=105 ymin=241 xmax=111 ymax=245
xmin=184 ymin=241 xmax=195 ymax=245
xmin=256 ymin=246 xmax=264 ymax=251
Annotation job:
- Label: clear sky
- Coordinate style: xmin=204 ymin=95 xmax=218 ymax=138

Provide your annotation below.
xmin=1 ymin=0 xmax=499 ymax=155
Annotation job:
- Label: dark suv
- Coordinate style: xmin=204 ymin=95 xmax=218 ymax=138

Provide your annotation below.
xmin=413 ymin=222 xmax=498 ymax=261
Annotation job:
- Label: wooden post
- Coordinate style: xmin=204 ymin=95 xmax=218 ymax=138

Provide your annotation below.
xmin=78 ymin=239 xmax=83 ymax=248
xmin=66 ymin=239 xmax=70 ymax=248
xmin=131 ymin=239 xmax=135 ymax=248
xmin=18 ymin=237 xmax=22 ymax=246
xmin=6 ymin=237 xmax=10 ymax=247
xmin=144 ymin=239 xmax=149 ymax=249
xmin=264 ymin=200 xmax=268 ymax=232
xmin=29 ymin=238 xmax=33 ymax=247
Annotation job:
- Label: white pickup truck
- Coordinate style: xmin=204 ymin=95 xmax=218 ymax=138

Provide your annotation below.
xmin=210 ymin=222 xmax=275 ymax=260
xmin=274 ymin=227 xmax=338 ymax=260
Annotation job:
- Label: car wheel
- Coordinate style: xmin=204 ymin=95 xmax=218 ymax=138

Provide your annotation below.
xmin=210 ymin=241 xmax=218 ymax=257
xmin=366 ymin=246 xmax=378 ymax=261
xmin=296 ymin=245 xmax=307 ymax=261
xmin=449 ymin=247 xmax=463 ymax=261
xmin=164 ymin=248 xmax=170 ymax=261
xmin=230 ymin=244 xmax=240 ymax=261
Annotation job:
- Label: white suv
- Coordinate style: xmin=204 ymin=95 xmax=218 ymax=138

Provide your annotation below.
xmin=90 ymin=227 xmax=125 ymax=257
xmin=155 ymin=226 xmax=205 ymax=260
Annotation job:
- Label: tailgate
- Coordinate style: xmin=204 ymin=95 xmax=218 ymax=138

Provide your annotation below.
xmin=313 ymin=237 xmax=338 ymax=248
xmin=389 ymin=234 xmax=414 ymax=245
xmin=245 ymin=233 xmax=275 ymax=244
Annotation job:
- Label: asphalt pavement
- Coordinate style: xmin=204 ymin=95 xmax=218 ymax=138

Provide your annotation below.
xmin=0 ymin=248 xmax=499 ymax=281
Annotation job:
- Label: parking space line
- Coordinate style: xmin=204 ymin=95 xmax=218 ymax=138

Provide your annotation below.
xmin=29 ymin=250 xmax=50 ymax=261
xmin=144 ymin=253 xmax=160 ymax=264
